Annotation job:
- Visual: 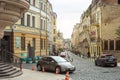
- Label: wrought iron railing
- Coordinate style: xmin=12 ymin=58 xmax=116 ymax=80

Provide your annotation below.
xmin=0 ymin=49 xmax=22 ymax=70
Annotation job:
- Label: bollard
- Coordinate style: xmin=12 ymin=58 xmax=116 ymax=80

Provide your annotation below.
xmin=42 ymin=67 xmax=45 ymax=72
xmin=32 ymin=65 xmax=35 ymax=71
xmin=65 ymin=74 xmax=70 ymax=80
xmin=56 ymin=68 xmax=59 ymax=74
xmin=65 ymin=71 xmax=70 ymax=80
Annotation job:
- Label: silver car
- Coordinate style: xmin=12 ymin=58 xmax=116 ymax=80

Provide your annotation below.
xmin=36 ymin=56 xmax=75 ymax=73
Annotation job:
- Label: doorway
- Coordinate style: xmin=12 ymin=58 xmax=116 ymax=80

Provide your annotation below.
xmin=0 ymin=36 xmax=10 ymax=61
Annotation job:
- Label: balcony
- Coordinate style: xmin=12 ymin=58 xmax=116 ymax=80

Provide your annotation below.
xmin=0 ymin=0 xmax=29 ymax=36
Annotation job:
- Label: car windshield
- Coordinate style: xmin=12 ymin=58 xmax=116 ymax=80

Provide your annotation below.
xmin=52 ymin=56 xmax=67 ymax=62
xmin=105 ymin=55 xmax=114 ymax=58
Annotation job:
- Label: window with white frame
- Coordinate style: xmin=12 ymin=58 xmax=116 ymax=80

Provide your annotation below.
xmin=33 ymin=0 xmax=35 ymax=6
xmin=32 ymin=16 xmax=35 ymax=28
xmin=40 ymin=19 xmax=43 ymax=29
xmin=27 ymin=14 xmax=30 ymax=27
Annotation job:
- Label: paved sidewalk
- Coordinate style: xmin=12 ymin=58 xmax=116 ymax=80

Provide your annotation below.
xmin=0 ymin=69 xmax=67 ymax=80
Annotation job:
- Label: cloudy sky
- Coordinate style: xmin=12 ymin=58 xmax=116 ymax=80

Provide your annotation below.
xmin=49 ymin=0 xmax=92 ymax=39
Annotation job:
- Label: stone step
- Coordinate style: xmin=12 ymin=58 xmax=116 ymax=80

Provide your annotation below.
xmin=0 ymin=62 xmax=22 ymax=78
xmin=0 ymin=65 xmax=13 ymax=71
xmin=0 ymin=67 xmax=16 ymax=74
xmin=0 ymin=71 xmax=23 ymax=78
xmin=0 ymin=64 xmax=10 ymax=68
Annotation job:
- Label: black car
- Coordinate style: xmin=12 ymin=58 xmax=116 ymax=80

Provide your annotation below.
xmin=95 ymin=54 xmax=117 ymax=67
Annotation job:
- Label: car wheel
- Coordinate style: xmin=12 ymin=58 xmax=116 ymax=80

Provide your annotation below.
xmin=55 ymin=67 xmax=61 ymax=74
xmin=37 ymin=65 xmax=42 ymax=71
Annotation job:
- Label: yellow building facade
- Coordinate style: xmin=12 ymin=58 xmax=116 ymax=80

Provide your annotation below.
xmin=72 ymin=0 xmax=120 ymax=60
xmin=52 ymin=12 xmax=57 ymax=53
xmin=2 ymin=0 xmax=56 ymax=58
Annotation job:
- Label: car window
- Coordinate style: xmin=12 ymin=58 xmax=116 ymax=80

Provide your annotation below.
xmin=101 ymin=56 xmax=105 ymax=58
xmin=42 ymin=57 xmax=48 ymax=61
xmin=105 ymin=55 xmax=114 ymax=58
xmin=47 ymin=57 xmax=54 ymax=62
xmin=53 ymin=57 xmax=67 ymax=62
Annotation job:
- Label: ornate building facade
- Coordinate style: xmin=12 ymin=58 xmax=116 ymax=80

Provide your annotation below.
xmin=2 ymin=0 xmax=57 ymax=58
xmin=72 ymin=0 xmax=120 ymax=61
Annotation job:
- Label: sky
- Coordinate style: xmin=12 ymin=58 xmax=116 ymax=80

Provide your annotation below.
xmin=49 ymin=0 xmax=92 ymax=39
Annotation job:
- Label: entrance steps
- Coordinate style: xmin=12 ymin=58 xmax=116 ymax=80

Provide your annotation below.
xmin=0 ymin=62 xmax=22 ymax=78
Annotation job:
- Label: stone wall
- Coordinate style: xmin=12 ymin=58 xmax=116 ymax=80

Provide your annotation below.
xmin=101 ymin=5 xmax=120 ymax=40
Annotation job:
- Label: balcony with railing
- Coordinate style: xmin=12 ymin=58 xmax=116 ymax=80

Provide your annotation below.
xmin=0 ymin=0 xmax=29 ymax=38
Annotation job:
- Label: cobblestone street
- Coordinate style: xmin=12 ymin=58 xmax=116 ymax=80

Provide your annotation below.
xmin=67 ymin=51 xmax=120 ymax=80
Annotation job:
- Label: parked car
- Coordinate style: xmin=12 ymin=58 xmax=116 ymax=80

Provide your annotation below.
xmin=59 ymin=52 xmax=66 ymax=58
xmin=95 ymin=54 xmax=117 ymax=67
xmin=36 ymin=56 xmax=75 ymax=73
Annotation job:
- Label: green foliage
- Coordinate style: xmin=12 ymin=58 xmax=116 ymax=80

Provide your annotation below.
xmin=57 ymin=48 xmax=64 ymax=52
xmin=115 ymin=26 xmax=120 ymax=39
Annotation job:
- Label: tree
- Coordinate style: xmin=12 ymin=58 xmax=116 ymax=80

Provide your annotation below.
xmin=115 ymin=26 xmax=120 ymax=39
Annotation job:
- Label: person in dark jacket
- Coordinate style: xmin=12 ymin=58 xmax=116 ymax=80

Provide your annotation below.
xmin=87 ymin=51 xmax=91 ymax=58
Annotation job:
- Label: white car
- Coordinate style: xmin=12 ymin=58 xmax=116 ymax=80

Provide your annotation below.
xmin=59 ymin=52 xmax=66 ymax=57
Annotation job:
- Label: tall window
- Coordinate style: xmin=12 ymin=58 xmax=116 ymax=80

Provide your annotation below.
xmin=53 ymin=37 xmax=56 ymax=42
xmin=33 ymin=0 xmax=35 ymax=6
xmin=53 ymin=29 xmax=56 ymax=34
xmin=104 ymin=40 xmax=108 ymax=50
xmin=116 ymin=40 xmax=120 ymax=50
xmin=44 ymin=39 xmax=46 ymax=49
xmin=21 ymin=36 xmax=25 ymax=50
xmin=96 ymin=11 xmax=100 ymax=24
xmin=44 ymin=20 xmax=46 ymax=30
xmin=44 ymin=4 xmax=46 ymax=11
xmin=32 ymin=38 xmax=36 ymax=50
xmin=53 ymin=17 xmax=56 ymax=25
xmin=41 ymin=3 xmax=43 ymax=10
xmin=21 ymin=14 xmax=24 ymax=25
xmin=32 ymin=16 xmax=35 ymax=28
xmin=110 ymin=40 xmax=114 ymax=50
xmin=27 ymin=14 xmax=30 ymax=27
xmin=40 ymin=38 xmax=43 ymax=50
xmin=118 ymin=0 xmax=120 ymax=4
xmin=40 ymin=19 xmax=43 ymax=29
